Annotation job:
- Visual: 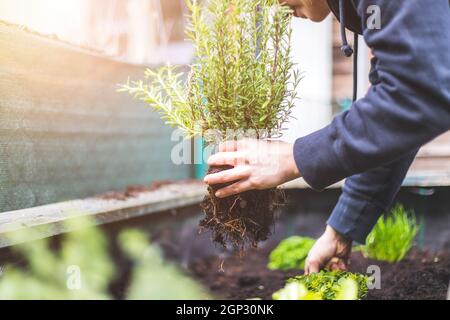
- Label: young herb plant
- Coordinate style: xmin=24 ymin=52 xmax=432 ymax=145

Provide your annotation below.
xmin=363 ymin=204 xmax=420 ymax=262
xmin=268 ymin=236 xmax=316 ymax=270
xmin=122 ymin=0 xmax=300 ymax=141
xmin=121 ymin=0 xmax=300 ymax=249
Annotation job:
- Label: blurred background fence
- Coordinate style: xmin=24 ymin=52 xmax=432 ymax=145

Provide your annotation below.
xmin=0 ymin=0 xmax=448 ymax=213
xmin=0 ymin=22 xmax=191 ymax=212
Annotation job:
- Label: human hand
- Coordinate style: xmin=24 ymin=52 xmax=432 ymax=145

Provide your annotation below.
xmin=204 ymin=139 xmax=301 ymax=198
xmin=305 ymin=225 xmax=353 ymax=274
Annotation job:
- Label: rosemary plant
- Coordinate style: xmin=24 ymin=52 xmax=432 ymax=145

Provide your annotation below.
xmin=121 ymin=0 xmax=300 ymax=249
xmin=121 ymin=0 xmax=300 ymax=143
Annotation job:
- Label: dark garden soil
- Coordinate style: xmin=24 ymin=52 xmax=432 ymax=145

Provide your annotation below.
xmin=189 ymin=246 xmax=450 ymax=300
xmin=349 ymin=250 xmax=450 ymax=300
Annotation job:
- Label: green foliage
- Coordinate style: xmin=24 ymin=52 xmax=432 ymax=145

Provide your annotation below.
xmin=0 ymin=217 xmax=209 ymax=300
xmin=0 ymin=217 xmax=114 ymax=299
xmin=273 ymin=270 xmax=369 ymax=300
xmin=267 ymin=236 xmax=315 ymax=270
xmin=119 ymin=229 xmax=210 ymax=300
xmin=363 ymin=204 xmax=419 ymax=262
xmin=121 ymin=0 xmax=300 ymax=142
xmin=272 ymin=282 xmax=322 ymax=300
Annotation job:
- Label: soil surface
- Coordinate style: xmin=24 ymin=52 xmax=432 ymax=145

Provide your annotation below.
xmin=97 ymin=179 xmax=195 ymax=201
xmin=189 ymin=247 xmax=450 ymax=300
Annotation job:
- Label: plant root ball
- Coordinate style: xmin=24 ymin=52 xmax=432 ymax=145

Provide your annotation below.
xmin=200 ymin=166 xmax=285 ymax=250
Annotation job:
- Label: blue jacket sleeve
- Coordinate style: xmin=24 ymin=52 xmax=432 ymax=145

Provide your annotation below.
xmin=327 ymin=149 xmax=418 ymax=243
xmin=293 ymin=0 xmax=450 ymax=191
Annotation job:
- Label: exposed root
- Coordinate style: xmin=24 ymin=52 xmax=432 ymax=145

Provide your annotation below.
xmin=200 ymin=166 xmax=285 ymax=250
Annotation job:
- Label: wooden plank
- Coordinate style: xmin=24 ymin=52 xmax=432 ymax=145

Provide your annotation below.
xmin=0 ymin=23 xmax=192 ymax=213
xmin=284 ymin=170 xmax=450 ymax=190
xmin=0 ymin=181 xmax=206 ymax=248
xmin=417 ymin=132 xmax=450 ymax=158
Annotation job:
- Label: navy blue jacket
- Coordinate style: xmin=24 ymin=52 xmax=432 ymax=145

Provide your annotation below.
xmin=293 ymin=0 xmax=450 ymax=243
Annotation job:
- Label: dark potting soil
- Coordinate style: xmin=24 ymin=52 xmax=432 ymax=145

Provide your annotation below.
xmin=349 ymin=250 xmax=450 ymax=300
xmin=189 ymin=247 xmax=450 ymax=300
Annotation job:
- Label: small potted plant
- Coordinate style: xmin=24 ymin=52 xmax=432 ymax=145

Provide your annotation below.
xmin=121 ymin=0 xmax=300 ymax=249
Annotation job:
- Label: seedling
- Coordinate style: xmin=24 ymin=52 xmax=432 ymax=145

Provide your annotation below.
xmin=363 ymin=204 xmax=419 ymax=262
xmin=121 ymin=0 xmax=300 ymax=249
xmin=268 ymin=236 xmax=315 ymax=270
xmin=273 ymin=270 xmax=369 ymax=300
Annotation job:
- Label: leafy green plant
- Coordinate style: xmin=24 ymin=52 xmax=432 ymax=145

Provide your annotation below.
xmin=272 ymin=282 xmax=322 ymax=300
xmin=121 ymin=0 xmax=300 ymax=142
xmin=0 ymin=218 xmax=114 ymax=299
xmin=119 ymin=229 xmax=210 ymax=300
xmin=273 ymin=270 xmax=369 ymax=300
xmin=363 ymin=204 xmax=419 ymax=262
xmin=268 ymin=236 xmax=315 ymax=270
xmin=0 ymin=217 xmax=209 ymax=300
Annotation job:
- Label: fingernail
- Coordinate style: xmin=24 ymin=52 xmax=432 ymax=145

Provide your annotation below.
xmin=215 ymin=191 xmax=222 ymax=197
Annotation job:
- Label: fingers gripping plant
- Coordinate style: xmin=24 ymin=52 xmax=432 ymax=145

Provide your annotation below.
xmin=122 ymin=0 xmax=300 ymax=249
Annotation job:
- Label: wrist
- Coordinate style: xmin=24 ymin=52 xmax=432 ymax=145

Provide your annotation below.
xmin=325 ymin=225 xmax=351 ymax=244
xmin=285 ymin=143 xmax=301 ymax=180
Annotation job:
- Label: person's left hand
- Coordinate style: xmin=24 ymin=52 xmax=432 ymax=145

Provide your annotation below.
xmin=204 ymin=139 xmax=301 ymax=198
xmin=304 ymin=225 xmax=353 ymax=274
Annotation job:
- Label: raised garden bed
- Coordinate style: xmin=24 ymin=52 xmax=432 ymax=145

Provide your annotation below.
xmin=158 ymin=188 xmax=449 ymax=300
xmin=0 ymin=186 xmax=449 ymax=300
xmin=189 ymin=247 xmax=450 ymax=300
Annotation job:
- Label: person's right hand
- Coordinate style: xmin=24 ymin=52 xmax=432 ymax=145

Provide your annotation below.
xmin=304 ymin=225 xmax=353 ymax=274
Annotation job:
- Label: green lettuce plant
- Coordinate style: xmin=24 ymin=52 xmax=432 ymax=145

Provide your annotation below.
xmin=0 ymin=217 xmax=209 ymax=300
xmin=272 ymin=282 xmax=323 ymax=300
xmin=363 ymin=204 xmax=419 ymax=262
xmin=273 ymin=270 xmax=369 ymax=300
xmin=0 ymin=218 xmax=114 ymax=299
xmin=119 ymin=229 xmax=209 ymax=300
xmin=268 ymin=236 xmax=315 ymax=270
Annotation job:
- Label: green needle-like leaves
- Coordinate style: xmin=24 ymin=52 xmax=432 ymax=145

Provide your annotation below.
xmin=121 ymin=0 xmax=300 ymax=143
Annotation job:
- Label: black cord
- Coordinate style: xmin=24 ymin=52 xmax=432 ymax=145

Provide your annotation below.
xmin=339 ymin=0 xmax=354 ymax=57
xmin=352 ymin=32 xmax=359 ymax=102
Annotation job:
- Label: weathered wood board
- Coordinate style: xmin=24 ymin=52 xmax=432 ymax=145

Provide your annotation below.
xmin=0 ymin=23 xmax=191 ymax=213
xmin=0 ymin=181 xmax=206 ymax=248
